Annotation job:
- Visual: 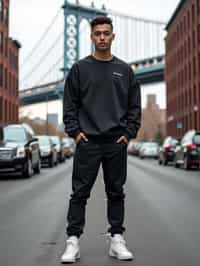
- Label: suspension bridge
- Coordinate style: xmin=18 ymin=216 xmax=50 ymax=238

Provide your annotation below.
xmin=19 ymin=0 xmax=166 ymax=125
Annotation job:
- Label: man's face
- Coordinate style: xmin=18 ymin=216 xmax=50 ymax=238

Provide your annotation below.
xmin=90 ymin=23 xmax=115 ymax=52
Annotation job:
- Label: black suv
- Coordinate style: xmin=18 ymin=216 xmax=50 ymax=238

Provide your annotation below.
xmin=0 ymin=123 xmax=41 ymax=177
xmin=158 ymin=136 xmax=179 ymax=166
xmin=174 ymin=130 xmax=200 ymax=170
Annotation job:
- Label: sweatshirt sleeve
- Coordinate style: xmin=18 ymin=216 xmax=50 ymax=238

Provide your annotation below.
xmin=63 ymin=64 xmax=81 ymax=139
xmin=124 ymin=67 xmax=141 ymax=140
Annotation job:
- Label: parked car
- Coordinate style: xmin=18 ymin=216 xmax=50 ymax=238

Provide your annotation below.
xmin=131 ymin=141 xmax=144 ymax=156
xmin=49 ymin=136 xmax=65 ymax=163
xmin=158 ymin=136 xmax=179 ymax=165
xmin=36 ymin=135 xmax=58 ymax=167
xmin=139 ymin=142 xmax=159 ymax=159
xmin=0 ymin=123 xmax=41 ymax=177
xmin=127 ymin=140 xmax=135 ymax=155
xmin=174 ymin=130 xmax=200 ymax=170
xmin=62 ymin=137 xmax=76 ymax=158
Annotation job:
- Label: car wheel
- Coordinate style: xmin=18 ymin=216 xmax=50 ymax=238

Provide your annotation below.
xmin=183 ymin=156 xmax=190 ymax=170
xmin=163 ymin=158 xmax=168 ymax=166
xmin=49 ymin=155 xmax=54 ymax=168
xmin=22 ymin=158 xmax=33 ymax=178
xmin=34 ymin=158 xmax=41 ymax=174
xmin=175 ymin=162 xmax=180 ymax=168
xmin=54 ymin=156 xmax=58 ymax=166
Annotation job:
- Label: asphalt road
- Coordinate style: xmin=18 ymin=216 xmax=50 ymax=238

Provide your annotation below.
xmin=0 ymin=156 xmax=200 ymax=266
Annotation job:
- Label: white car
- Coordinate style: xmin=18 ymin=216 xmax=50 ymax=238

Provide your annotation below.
xmin=139 ymin=142 xmax=159 ymax=159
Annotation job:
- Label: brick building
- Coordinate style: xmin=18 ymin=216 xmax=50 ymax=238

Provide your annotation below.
xmin=137 ymin=94 xmax=166 ymax=142
xmin=165 ymin=0 xmax=200 ymax=138
xmin=0 ymin=0 xmax=20 ymax=124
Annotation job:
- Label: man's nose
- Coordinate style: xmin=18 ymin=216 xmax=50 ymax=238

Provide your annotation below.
xmin=100 ymin=33 xmax=105 ymax=39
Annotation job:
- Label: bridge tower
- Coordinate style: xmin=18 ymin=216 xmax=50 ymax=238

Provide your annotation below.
xmin=62 ymin=0 xmax=107 ymax=75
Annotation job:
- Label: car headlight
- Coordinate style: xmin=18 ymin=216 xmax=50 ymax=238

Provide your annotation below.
xmin=16 ymin=147 xmax=26 ymax=158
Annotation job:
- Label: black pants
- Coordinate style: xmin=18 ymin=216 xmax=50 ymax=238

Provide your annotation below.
xmin=66 ymin=137 xmax=127 ymax=237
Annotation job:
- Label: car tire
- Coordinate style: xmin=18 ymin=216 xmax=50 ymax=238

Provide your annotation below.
xmin=34 ymin=158 xmax=41 ymax=174
xmin=183 ymin=156 xmax=190 ymax=170
xmin=49 ymin=155 xmax=54 ymax=168
xmin=163 ymin=158 xmax=168 ymax=166
xmin=175 ymin=162 xmax=180 ymax=168
xmin=22 ymin=158 xmax=33 ymax=178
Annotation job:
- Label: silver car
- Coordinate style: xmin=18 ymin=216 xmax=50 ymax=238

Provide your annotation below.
xmin=139 ymin=142 xmax=159 ymax=159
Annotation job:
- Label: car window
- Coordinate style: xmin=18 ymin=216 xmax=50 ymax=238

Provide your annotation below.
xmin=37 ymin=136 xmax=50 ymax=146
xmin=143 ymin=143 xmax=158 ymax=148
xmin=50 ymin=136 xmax=59 ymax=145
xmin=3 ymin=127 xmax=26 ymax=142
xmin=171 ymin=139 xmax=178 ymax=146
xmin=193 ymin=134 xmax=200 ymax=145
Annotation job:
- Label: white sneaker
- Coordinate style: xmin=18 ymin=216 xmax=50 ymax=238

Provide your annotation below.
xmin=109 ymin=234 xmax=134 ymax=261
xmin=61 ymin=236 xmax=80 ymax=263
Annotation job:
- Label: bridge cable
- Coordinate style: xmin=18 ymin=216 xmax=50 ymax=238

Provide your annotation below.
xmin=21 ymin=32 xmax=63 ymax=83
xmin=34 ymin=54 xmax=64 ymax=87
xmin=20 ymin=8 xmax=62 ymax=69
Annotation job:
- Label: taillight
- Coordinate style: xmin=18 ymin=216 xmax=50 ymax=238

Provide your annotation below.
xmin=165 ymin=146 xmax=171 ymax=151
xmin=187 ymin=143 xmax=196 ymax=150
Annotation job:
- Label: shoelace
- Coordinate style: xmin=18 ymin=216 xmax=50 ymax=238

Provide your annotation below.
xmin=67 ymin=239 xmax=76 ymax=245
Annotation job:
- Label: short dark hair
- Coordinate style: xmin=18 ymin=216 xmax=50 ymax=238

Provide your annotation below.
xmin=90 ymin=16 xmax=113 ymax=31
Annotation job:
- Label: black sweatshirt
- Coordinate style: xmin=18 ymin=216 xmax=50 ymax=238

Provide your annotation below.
xmin=63 ymin=55 xmax=141 ymax=140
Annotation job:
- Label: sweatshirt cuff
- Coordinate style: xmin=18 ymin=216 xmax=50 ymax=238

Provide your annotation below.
xmin=66 ymin=129 xmax=81 ymax=139
xmin=123 ymin=128 xmax=137 ymax=141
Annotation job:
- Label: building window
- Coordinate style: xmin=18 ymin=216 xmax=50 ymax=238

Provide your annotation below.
xmin=4 ymin=67 xmax=7 ymax=89
xmin=193 ymin=57 xmax=196 ymax=77
xmin=0 ymin=64 xmax=3 ymax=86
xmin=187 ymin=10 xmax=190 ymax=29
xmin=198 ymin=24 xmax=200 ymax=43
xmin=0 ymin=96 xmax=2 ymax=121
xmin=0 ymin=32 xmax=3 ymax=54
xmin=192 ymin=4 xmax=195 ymax=21
xmin=197 ymin=0 xmax=200 ymax=15
xmin=5 ymin=37 xmax=7 ymax=57
xmin=0 ymin=0 xmax=3 ymax=20
xmin=4 ymin=7 xmax=8 ymax=25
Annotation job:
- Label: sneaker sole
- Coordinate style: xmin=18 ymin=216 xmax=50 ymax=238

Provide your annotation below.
xmin=61 ymin=253 xmax=80 ymax=264
xmin=109 ymin=250 xmax=134 ymax=261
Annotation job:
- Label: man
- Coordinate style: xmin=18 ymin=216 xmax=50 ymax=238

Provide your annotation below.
xmin=62 ymin=16 xmax=141 ymax=263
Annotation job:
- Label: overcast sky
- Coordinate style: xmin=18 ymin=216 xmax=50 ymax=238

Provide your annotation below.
xmin=9 ymin=0 xmax=180 ymax=93
xmin=10 ymin=0 xmax=180 ymax=59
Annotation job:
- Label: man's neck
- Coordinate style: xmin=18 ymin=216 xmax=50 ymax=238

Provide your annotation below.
xmin=92 ymin=51 xmax=113 ymax=61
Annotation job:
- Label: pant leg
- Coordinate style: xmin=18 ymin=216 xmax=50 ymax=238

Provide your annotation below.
xmin=67 ymin=139 xmax=101 ymax=237
xmin=101 ymin=141 xmax=127 ymax=235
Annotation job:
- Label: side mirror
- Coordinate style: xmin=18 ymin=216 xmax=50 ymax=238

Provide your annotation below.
xmin=26 ymin=137 xmax=38 ymax=146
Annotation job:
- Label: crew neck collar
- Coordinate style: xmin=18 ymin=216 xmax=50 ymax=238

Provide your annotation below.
xmin=91 ymin=54 xmax=114 ymax=62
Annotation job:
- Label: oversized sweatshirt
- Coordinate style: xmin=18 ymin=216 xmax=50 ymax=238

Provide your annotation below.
xmin=63 ymin=55 xmax=141 ymax=140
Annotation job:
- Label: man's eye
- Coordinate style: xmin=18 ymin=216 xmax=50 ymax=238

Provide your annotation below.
xmin=104 ymin=31 xmax=111 ymax=36
xmin=94 ymin=32 xmax=101 ymax=36
xmin=94 ymin=31 xmax=111 ymax=36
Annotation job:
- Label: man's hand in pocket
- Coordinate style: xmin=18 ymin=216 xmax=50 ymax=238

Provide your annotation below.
xmin=116 ymin=135 xmax=128 ymax=144
xmin=75 ymin=132 xmax=88 ymax=144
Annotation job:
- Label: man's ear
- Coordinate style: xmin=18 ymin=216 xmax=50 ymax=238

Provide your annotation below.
xmin=112 ymin=33 xmax=115 ymax=41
